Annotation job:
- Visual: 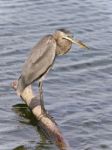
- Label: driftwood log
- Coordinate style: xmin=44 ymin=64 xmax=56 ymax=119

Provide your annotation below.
xmin=12 ymin=80 xmax=70 ymax=150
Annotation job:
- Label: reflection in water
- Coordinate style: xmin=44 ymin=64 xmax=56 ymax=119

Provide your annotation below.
xmin=12 ymin=104 xmax=37 ymax=126
xmin=13 ymin=145 xmax=25 ymax=150
xmin=12 ymin=104 xmax=58 ymax=150
xmin=13 ymin=143 xmax=55 ymax=150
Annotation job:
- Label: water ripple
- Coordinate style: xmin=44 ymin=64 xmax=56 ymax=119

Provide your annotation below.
xmin=0 ymin=0 xmax=112 ymax=149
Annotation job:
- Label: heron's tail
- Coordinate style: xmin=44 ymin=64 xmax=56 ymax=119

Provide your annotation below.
xmin=16 ymin=76 xmax=26 ymax=96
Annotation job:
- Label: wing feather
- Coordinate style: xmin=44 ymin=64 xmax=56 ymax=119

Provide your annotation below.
xmin=21 ymin=35 xmax=56 ymax=86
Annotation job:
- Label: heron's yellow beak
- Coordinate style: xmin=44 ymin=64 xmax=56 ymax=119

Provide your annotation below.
xmin=63 ymin=36 xmax=89 ymax=49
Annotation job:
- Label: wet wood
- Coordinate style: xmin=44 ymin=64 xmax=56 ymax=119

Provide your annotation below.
xmin=12 ymin=80 xmax=70 ymax=150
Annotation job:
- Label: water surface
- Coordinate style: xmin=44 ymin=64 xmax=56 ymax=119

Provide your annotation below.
xmin=0 ymin=0 xmax=112 ymax=149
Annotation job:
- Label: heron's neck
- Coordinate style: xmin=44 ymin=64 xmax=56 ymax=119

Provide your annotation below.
xmin=55 ymin=41 xmax=72 ymax=56
xmin=55 ymin=45 xmax=64 ymax=55
xmin=52 ymin=33 xmax=72 ymax=55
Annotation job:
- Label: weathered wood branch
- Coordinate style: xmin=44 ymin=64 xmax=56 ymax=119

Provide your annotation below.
xmin=12 ymin=81 xmax=70 ymax=150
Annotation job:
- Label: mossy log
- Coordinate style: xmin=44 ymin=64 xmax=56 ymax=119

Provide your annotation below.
xmin=12 ymin=80 xmax=70 ymax=150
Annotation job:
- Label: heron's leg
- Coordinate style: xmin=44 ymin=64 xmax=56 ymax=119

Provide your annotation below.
xmin=38 ymin=81 xmax=45 ymax=113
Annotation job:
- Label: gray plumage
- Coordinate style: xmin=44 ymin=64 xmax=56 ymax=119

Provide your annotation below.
xmin=17 ymin=35 xmax=56 ymax=94
xmin=17 ymin=28 xmax=88 ymax=95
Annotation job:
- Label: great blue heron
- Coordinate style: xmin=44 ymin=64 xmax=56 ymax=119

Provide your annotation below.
xmin=17 ymin=28 xmax=88 ymax=111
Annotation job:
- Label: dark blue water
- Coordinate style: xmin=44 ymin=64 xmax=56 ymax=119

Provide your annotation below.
xmin=0 ymin=0 xmax=112 ymax=149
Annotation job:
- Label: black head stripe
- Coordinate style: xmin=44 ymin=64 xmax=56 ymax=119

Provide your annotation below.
xmin=56 ymin=28 xmax=71 ymax=34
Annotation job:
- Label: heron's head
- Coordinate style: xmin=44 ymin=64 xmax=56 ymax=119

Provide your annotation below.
xmin=53 ymin=28 xmax=88 ymax=55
